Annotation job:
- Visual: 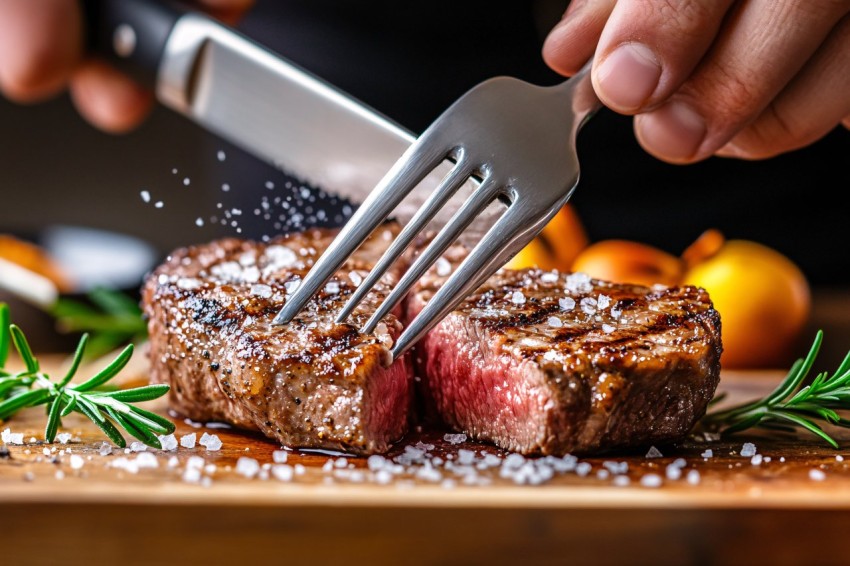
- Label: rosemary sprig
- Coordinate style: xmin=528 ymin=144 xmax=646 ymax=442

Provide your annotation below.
xmin=0 ymin=302 xmax=173 ymax=448
xmin=701 ymin=330 xmax=850 ymax=448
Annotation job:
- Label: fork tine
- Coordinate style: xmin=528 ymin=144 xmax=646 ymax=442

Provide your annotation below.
xmin=273 ymin=135 xmax=452 ymax=325
xmin=360 ymin=175 xmax=501 ymax=335
xmin=335 ymin=156 xmax=474 ymax=324
xmin=390 ymin=195 xmax=569 ymax=359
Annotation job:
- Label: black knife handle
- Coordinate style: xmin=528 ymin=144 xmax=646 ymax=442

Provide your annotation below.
xmin=82 ymin=0 xmax=186 ymax=89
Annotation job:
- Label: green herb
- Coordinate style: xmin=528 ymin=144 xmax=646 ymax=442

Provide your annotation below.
xmin=701 ymin=330 xmax=850 ymax=448
xmin=0 ymin=302 xmax=173 ymax=448
xmin=50 ymin=287 xmax=148 ymax=360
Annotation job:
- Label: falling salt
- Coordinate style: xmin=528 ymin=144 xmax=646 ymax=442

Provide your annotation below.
xmin=199 ymin=432 xmax=222 ymax=451
xmin=183 ymin=177 xmax=191 ymax=186
xmin=558 ymin=297 xmax=576 ymax=311
xmin=140 ymin=190 xmax=151 ymax=203
xmin=265 ymin=181 xmax=275 ymax=190
xmin=195 ymin=218 xmax=205 ymax=227
xmin=222 ymin=183 xmax=231 ymax=192
xmin=180 ymin=433 xmax=197 ymax=449
xmin=217 ymin=150 xmax=226 ymax=161
xmin=154 ymin=201 xmax=164 ymax=209
xmin=809 ymin=469 xmax=826 ymax=481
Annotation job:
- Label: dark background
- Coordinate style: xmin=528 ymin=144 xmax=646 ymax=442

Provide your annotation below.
xmin=1 ymin=0 xmax=848 ymax=288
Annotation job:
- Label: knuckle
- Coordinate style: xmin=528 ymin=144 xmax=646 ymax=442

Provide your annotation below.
xmin=639 ymin=0 xmax=720 ymax=38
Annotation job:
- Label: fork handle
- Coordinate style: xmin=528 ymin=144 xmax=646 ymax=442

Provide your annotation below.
xmin=558 ymin=59 xmax=602 ymax=129
xmin=83 ymin=0 xmax=185 ymax=89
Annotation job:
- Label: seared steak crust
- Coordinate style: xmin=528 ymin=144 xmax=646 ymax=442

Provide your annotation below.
xmin=410 ymin=256 xmax=722 ymax=456
xmin=142 ymin=226 xmax=413 ymax=455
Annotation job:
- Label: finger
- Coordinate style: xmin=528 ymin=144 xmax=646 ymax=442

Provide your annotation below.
xmin=716 ymin=14 xmax=850 ymax=159
xmin=635 ymin=0 xmax=850 ymax=164
xmin=592 ymin=0 xmax=735 ymax=114
xmin=0 ymin=0 xmax=82 ymax=103
xmin=69 ymin=60 xmax=153 ymax=134
xmin=542 ymin=0 xmax=616 ymax=76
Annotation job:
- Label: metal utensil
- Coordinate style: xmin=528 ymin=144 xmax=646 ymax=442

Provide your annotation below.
xmin=275 ymin=62 xmax=601 ymax=359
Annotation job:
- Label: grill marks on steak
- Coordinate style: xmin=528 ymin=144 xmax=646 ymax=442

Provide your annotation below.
xmin=409 ymin=255 xmax=722 ymax=456
xmin=141 ymin=225 xmax=413 ymax=455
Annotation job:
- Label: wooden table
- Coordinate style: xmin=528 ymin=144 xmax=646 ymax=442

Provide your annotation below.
xmin=3 ymin=288 xmax=850 ymax=566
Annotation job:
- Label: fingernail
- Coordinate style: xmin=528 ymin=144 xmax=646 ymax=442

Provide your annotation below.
xmin=636 ymin=101 xmax=707 ymax=162
xmin=595 ymin=43 xmax=662 ymax=112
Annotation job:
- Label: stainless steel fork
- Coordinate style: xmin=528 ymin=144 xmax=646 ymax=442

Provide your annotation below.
xmin=273 ymin=60 xmax=601 ymax=360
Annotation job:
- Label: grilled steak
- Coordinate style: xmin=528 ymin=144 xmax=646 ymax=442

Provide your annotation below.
xmin=409 ymin=249 xmax=722 ymax=456
xmin=141 ymin=225 xmax=413 ymax=455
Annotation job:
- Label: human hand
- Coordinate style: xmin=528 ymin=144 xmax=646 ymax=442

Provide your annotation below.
xmin=543 ymin=1 xmax=850 ymax=164
xmin=0 ymin=0 xmax=253 ymax=133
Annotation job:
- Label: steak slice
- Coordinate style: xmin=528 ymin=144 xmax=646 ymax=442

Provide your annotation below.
xmin=141 ymin=225 xmax=413 ymax=455
xmin=409 ymin=252 xmax=722 ymax=456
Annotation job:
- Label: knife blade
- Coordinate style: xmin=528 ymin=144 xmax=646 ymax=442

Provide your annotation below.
xmin=86 ymin=0 xmax=503 ymax=245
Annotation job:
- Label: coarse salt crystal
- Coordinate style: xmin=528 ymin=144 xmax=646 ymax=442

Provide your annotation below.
xmin=740 ymin=442 xmax=757 ymax=457
xmin=511 ymin=291 xmax=526 ymax=305
xmin=565 ymin=272 xmax=593 ymax=294
xmin=236 ymin=457 xmax=260 ymax=478
xmin=558 ymin=297 xmax=576 ymax=311
xmin=154 ymin=201 xmax=164 ymax=209
xmin=540 ymin=272 xmax=559 ymax=283
xmin=180 ymin=433 xmax=197 ymax=449
xmin=597 ymin=294 xmax=612 ymax=310
xmin=158 ymin=434 xmax=178 ymax=451
xmin=547 ymin=316 xmax=563 ymax=328
xmin=140 ymin=190 xmax=151 ymax=203
xmin=602 ymin=323 xmax=616 ymax=334
xmin=1 ymin=428 xmax=23 ymax=445
xmin=56 ymin=432 xmax=73 ymax=444
xmin=443 ymin=433 xmax=467 ymax=445
xmin=640 ymin=474 xmax=663 ymax=488
xmin=751 ymin=454 xmax=763 ymax=466
xmin=272 ymin=450 xmax=288 ymax=464
xmin=135 ymin=452 xmax=159 ymax=469
xmin=271 ymin=465 xmax=294 ymax=482
xmin=69 ymin=454 xmax=85 ymax=470
xmin=809 ymin=469 xmax=826 ymax=481
xmin=645 ymin=446 xmax=663 ymax=458
xmin=701 ymin=449 xmax=713 ymax=458
xmin=435 ymin=258 xmax=452 ymax=277
xmin=349 ymin=272 xmax=363 ymax=287
xmin=324 ymin=281 xmax=340 ymax=295
xmin=129 ymin=442 xmax=147 ymax=453
xmin=575 ymin=462 xmax=592 ymax=477
xmin=580 ymin=297 xmax=597 ymax=315
xmin=250 ymin=283 xmax=273 ymax=298
xmin=457 ymin=449 xmax=476 ymax=465
xmin=199 ymin=432 xmax=222 ymax=451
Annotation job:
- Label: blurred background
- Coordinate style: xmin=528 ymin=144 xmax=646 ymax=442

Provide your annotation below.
xmin=1 ymin=0 xmax=849 ymax=362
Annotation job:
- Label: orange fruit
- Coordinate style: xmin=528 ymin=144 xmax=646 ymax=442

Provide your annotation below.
xmin=505 ymin=204 xmax=588 ymax=271
xmin=570 ymin=239 xmax=684 ymax=287
xmin=683 ymin=239 xmax=811 ymax=369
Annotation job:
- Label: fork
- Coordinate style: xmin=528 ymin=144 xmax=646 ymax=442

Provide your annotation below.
xmin=273 ymin=60 xmax=601 ymax=360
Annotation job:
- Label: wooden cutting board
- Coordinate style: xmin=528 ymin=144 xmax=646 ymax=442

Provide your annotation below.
xmin=3 ymin=355 xmax=850 ymax=565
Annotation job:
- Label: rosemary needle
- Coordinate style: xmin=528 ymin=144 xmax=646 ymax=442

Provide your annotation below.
xmin=0 ymin=302 xmax=173 ymax=448
xmin=700 ymin=330 xmax=850 ymax=448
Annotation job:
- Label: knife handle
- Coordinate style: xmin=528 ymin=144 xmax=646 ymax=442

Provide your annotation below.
xmin=83 ymin=0 xmax=185 ymax=89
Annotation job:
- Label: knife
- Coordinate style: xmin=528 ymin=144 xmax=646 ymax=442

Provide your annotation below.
xmin=85 ymin=0 xmax=498 ymax=243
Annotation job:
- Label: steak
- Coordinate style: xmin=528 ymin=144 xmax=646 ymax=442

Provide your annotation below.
xmin=141 ymin=224 xmax=413 ymax=455
xmin=409 ymin=248 xmax=722 ymax=456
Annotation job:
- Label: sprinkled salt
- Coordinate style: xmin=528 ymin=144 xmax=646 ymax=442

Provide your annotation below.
xmin=236 ymin=457 xmax=260 ymax=478
xmin=272 ymin=465 xmax=294 ymax=482
xmin=129 ymin=442 xmax=147 ymax=453
xmin=751 ymin=454 xmax=763 ymax=466
xmin=580 ymin=297 xmax=597 ymax=315
xmin=183 ymin=177 xmax=191 ymax=186
xmin=666 ymin=465 xmax=682 ymax=480
xmin=575 ymin=462 xmax=592 ymax=477
xmin=565 ymin=272 xmax=593 ymax=294
xmin=250 ymin=283 xmax=273 ymax=298
xmin=701 ymin=449 xmax=713 ymax=458
xmin=69 ymin=454 xmax=84 ymax=470
xmin=837 ymin=455 xmax=845 ymax=462
xmin=42 ymin=447 xmax=51 ymax=456
xmin=740 ymin=442 xmax=757 ymax=457
xmin=613 ymin=475 xmax=630 ymax=487
xmin=222 ymin=183 xmax=231 ymax=192
xmin=510 ymin=291 xmax=526 ymax=305
xmin=640 ymin=474 xmax=663 ymax=488
xmin=55 ymin=470 xmax=65 ymax=480
xmin=265 ymin=181 xmax=275 ymax=190
xmin=540 ymin=272 xmax=559 ymax=283
xmin=809 ymin=469 xmax=826 ymax=481
xmin=324 ymin=281 xmax=340 ymax=295
xmin=135 ymin=452 xmax=159 ymax=469
xmin=167 ymin=456 xmax=179 ymax=468
xmin=199 ymin=432 xmax=222 ymax=451
xmin=2 ymin=429 xmax=24 ymax=445
xmin=349 ymin=272 xmax=363 ymax=287
xmin=435 ymin=258 xmax=452 ymax=277
xmin=158 ymin=434 xmax=178 ymax=451
xmin=154 ymin=201 xmax=164 ymax=209
xmin=558 ymin=297 xmax=576 ymax=311
xmin=182 ymin=467 xmax=202 ymax=484
xmin=180 ymin=433 xmax=197 ymax=449
xmin=645 ymin=446 xmax=663 ymax=458
xmin=195 ymin=217 xmax=204 ymax=227
xmin=272 ymin=450 xmax=288 ymax=464
xmin=602 ymin=324 xmax=616 ymax=334
xmin=457 ymin=449 xmax=476 ymax=465
xmin=686 ymin=469 xmax=701 ymax=485
xmin=547 ymin=316 xmax=563 ymax=328
xmin=217 ymin=150 xmax=226 ymax=161
xmin=140 ymin=190 xmax=151 ymax=203
xmin=443 ymin=433 xmax=467 ymax=445
xmin=56 ymin=432 xmax=73 ymax=444
xmin=597 ymin=294 xmax=612 ymax=310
